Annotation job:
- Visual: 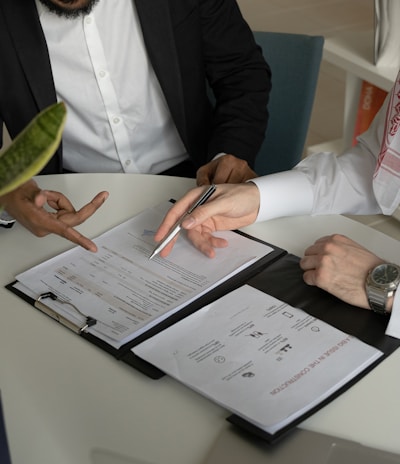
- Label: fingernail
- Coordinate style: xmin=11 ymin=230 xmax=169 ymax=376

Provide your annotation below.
xmin=183 ymin=217 xmax=196 ymax=228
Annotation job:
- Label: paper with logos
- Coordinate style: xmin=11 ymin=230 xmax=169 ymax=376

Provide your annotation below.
xmin=14 ymin=203 xmax=272 ymax=349
xmin=133 ymin=285 xmax=383 ymax=435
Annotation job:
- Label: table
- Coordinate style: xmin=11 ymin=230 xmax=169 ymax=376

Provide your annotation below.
xmin=1 ymin=173 xmax=400 ymax=464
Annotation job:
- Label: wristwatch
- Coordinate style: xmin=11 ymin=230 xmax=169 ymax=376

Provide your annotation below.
xmin=366 ymin=263 xmax=400 ymax=315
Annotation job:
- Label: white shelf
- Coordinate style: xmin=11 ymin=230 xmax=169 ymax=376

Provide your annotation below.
xmin=319 ymin=29 xmax=398 ymax=149
xmin=324 ymin=29 xmax=397 ymax=92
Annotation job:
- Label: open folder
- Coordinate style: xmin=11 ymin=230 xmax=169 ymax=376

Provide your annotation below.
xmin=6 ymin=201 xmax=400 ymax=443
xmin=7 ymin=201 xmax=283 ymax=377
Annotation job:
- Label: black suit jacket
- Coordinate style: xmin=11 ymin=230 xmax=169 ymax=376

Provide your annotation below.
xmin=0 ymin=0 xmax=271 ymax=174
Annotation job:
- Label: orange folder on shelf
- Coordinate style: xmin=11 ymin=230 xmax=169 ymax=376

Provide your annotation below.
xmin=352 ymin=80 xmax=387 ymax=145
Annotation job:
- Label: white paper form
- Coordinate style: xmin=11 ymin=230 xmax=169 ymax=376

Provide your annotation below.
xmin=15 ymin=203 xmax=273 ymax=349
xmin=133 ymin=285 xmax=383 ymax=435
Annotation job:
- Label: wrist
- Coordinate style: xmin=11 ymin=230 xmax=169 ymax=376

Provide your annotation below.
xmin=387 ymin=295 xmax=394 ymax=313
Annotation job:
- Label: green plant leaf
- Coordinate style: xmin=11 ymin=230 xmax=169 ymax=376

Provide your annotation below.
xmin=0 ymin=102 xmax=66 ymax=197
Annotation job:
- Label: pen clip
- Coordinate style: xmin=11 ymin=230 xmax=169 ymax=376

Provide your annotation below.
xmin=187 ymin=184 xmax=216 ymax=214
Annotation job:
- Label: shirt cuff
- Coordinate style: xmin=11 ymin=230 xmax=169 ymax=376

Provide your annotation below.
xmin=211 ymin=152 xmax=226 ymax=161
xmin=385 ymin=291 xmax=400 ymax=339
xmin=250 ymin=170 xmax=314 ymax=222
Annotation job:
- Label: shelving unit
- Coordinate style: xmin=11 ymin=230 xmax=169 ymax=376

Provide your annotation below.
xmin=309 ymin=29 xmax=398 ymax=155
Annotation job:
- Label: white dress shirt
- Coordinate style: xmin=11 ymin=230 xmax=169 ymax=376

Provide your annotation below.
xmin=251 ymin=90 xmax=400 ymax=338
xmin=35 ymin=0 xmax=188 ymax=173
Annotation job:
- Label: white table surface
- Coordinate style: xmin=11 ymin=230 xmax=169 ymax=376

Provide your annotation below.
xmin=1 ymin=173 xmax=400 ymax=464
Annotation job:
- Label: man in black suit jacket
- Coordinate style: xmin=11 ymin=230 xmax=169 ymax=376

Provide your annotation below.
xmin=0 ymin=0 xmax=270 ymax=247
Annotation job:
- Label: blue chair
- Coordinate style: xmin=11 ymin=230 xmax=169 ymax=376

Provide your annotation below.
xmin=253 ymin=31 xmax=324 ymax=175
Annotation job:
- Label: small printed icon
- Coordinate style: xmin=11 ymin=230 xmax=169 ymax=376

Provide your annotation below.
xmin=246 ymin=330 xmax=266 ymax=339
xmin=214 ymin=356 xmax=226 ymax=364
xmin=282 ymin=311 xmax=293 ymax=318
xmin=279 ymin=343 xmax=292 ymax=353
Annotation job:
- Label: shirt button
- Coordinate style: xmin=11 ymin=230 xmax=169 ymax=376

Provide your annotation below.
xmin=125 ymin=160 xmax=131 ymax=167
xmin=85 ymin=16 xmax=92 ymax=24
xmin=99 ymin=70 xmax=106 ymax=78
xmin=113 ymin=117 xmax=121 ymax=124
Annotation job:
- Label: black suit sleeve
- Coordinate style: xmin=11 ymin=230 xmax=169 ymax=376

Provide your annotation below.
xmin=200 ymin=0 xmax=271 ymax=164
xmin=167 ymin=0 xmax=271 ymax=168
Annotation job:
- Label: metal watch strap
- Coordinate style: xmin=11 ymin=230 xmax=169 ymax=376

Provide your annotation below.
xmin=366 ymin=286 xmax=392 ymax=315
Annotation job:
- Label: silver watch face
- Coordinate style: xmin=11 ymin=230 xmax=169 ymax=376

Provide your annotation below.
xmin=371 ymin=263 xmax=400 ymax=286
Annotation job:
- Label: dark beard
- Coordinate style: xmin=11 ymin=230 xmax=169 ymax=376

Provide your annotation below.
xmin=38 ymin=0 xmax=100 ymax=19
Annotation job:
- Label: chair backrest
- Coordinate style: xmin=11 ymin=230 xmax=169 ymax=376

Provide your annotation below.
xmin=253 ymin=31 xmax=324 ymax=175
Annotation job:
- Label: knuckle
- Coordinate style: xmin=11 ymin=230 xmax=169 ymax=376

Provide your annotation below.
xmin=319 ymin=240 xmax=337 ymax=254
xmin=330 ymin=233 xmax=347 ymax=244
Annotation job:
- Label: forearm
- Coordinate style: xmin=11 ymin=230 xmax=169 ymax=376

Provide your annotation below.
xmin=252 ymin=142 xmax=382 ymax=223
xmin=250 ymin=89 xmax=388 ymax=221
xmin=251 ymin=170 xmax=313 ymax=222
xmin=295 ymin=147 xmax=381 ymax=216
xmin=296 ymin=90 xmax=387 ymax=216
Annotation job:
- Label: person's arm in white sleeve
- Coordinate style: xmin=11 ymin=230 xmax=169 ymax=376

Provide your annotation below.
xmin=253 ymin=91 xmax=389 ymax=221
xmin=154 ymin=88 xmax=392 ymax=258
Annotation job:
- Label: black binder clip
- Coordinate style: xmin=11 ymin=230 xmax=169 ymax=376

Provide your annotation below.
xmin=35 ymin=292 xmax=97 ymax=334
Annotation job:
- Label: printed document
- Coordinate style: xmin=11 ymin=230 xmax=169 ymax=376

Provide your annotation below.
xmin=14 ymin=203 xmax=272 ymax=348
xmin=133 ymin=285 xmax=383 ymax=435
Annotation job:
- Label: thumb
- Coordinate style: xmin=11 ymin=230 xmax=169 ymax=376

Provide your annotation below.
xmin=34 ymin=190 xmax=49 ymax=208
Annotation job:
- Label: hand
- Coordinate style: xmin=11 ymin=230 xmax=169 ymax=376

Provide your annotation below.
xmin=154 ymin=182 xmax=260 ymax=258
xmin=196 ymin=154 xmax=257 ymax=186
xmin=0 ymin=179 xmax=109 ymax=252
xmin=300 ymin=234 xmax=385 ymax=309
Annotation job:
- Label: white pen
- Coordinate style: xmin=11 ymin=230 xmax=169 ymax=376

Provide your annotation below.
xmin=149 ymin=184 xmax=216 ymax=260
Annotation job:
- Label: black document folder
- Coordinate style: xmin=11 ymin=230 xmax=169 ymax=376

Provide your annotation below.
xmin=6 ymin=226 xmax=400 ymax=443
xmin=248 ymin=253 xmax=399 ymax=355
xmin=225 ymin=253 xmax=400 ymax=442
xmin=6 ymin=229 xmax=285 ymax=379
